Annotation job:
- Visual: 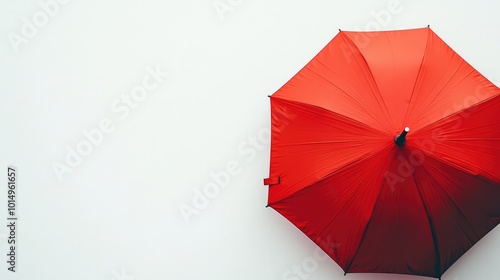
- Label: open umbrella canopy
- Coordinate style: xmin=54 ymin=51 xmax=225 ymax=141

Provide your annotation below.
xmin=264 ymin=27 xmax=500 ymax=279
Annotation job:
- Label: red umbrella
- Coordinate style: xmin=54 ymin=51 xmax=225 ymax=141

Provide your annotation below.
xmin=264 ymin=27 xmax=500 ymax=279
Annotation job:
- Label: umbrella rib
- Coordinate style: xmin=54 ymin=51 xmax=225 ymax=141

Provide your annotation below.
xmin=403 ymin=28 xmax=431 ymax=125
xmin=275 ymin=137 xmax=389 ymax=146
xmin=276 ymin=141 xmax=365 ymax=146
xmin=444 ymin=137 xmax=500 ymax=141
xmin=409 ymin=162 xmax=442 ymax=278
xmin=341 ymin=33 xmax=396 ymax=130
xmin=395 ymin=169 xmax=402 ymax=273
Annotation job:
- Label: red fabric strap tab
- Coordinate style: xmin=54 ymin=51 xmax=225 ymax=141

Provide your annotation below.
xmin=263 ymin=177 xmax=280 ymax=186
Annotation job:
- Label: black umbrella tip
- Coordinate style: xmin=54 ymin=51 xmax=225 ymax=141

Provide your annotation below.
xmin=395 ymin=127 xmax=410 ymax=146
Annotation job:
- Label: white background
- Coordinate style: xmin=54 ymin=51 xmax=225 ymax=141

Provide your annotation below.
xmin=1 ymin=0 xmax=500 ymax=279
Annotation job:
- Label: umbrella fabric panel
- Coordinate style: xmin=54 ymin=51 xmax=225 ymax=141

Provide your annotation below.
xmin=343 ymin=28 xmax=429 ymax=131
xmin=347 ymin=147 xmax=438 ymax=278
xmin=411 ymin=154 xmax=500 ymax=275
xmin=410 ymin=95 xmax=500 ymax=184
xmin=268 ymin=96 xmax=391 ymax=204
xmin=342 ymin=28 xmax=500 ymax=133
xmin=271 ymin=145 xmax=395 ymax=271
xmin=272 ymin=32 xmax=397 ymax=133
xmin=403 ymin=31 xmax=500 ymax=132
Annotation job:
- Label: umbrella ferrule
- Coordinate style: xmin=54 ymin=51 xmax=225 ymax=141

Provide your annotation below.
xmin=394 ymin=127 xmax=410 ymax=146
